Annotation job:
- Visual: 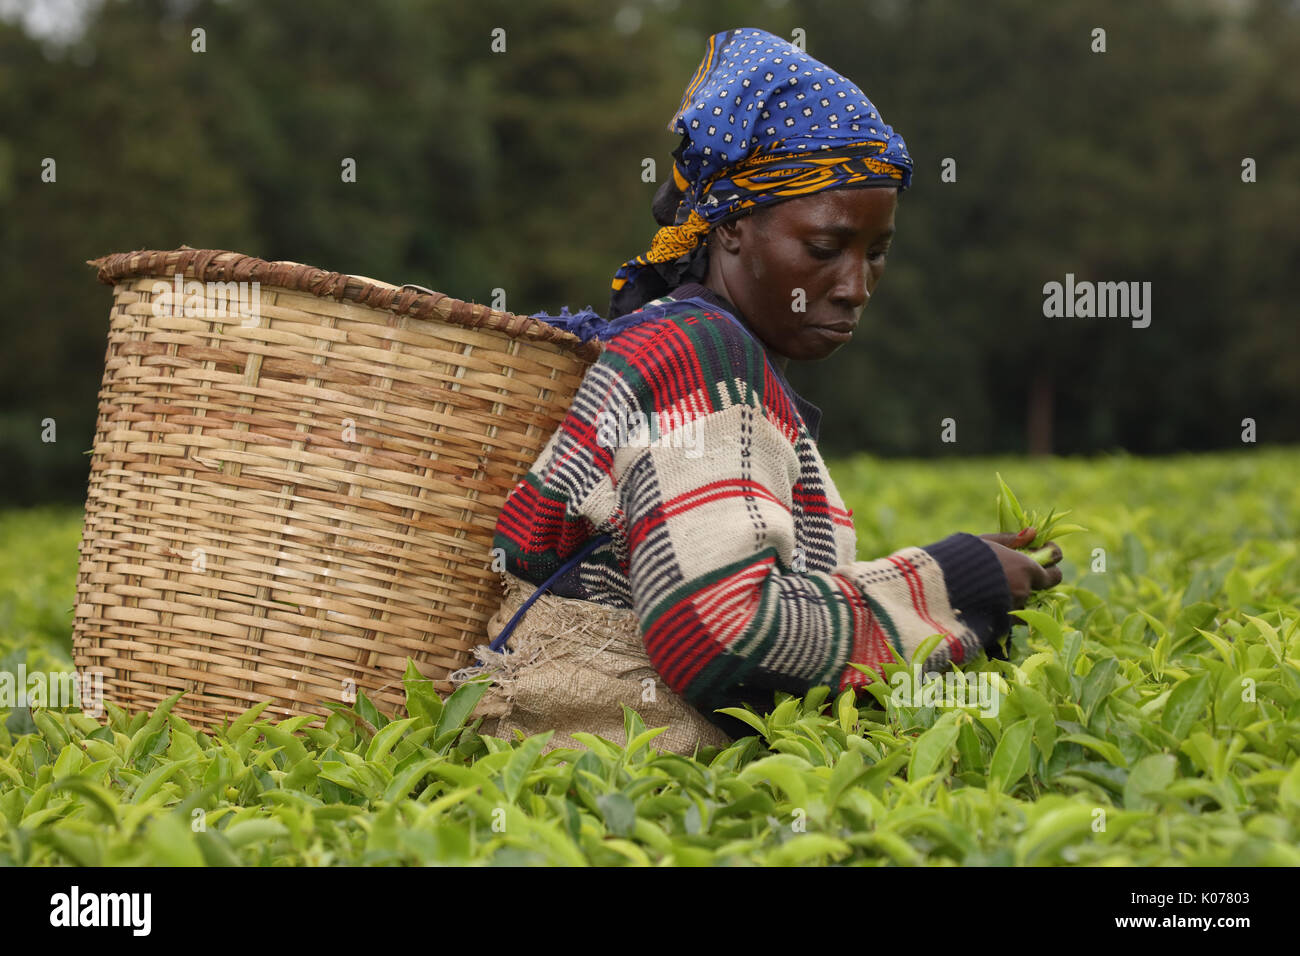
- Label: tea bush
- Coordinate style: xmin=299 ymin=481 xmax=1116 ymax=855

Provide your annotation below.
xmin=1 ymin=448 xmax=1296 ymax=865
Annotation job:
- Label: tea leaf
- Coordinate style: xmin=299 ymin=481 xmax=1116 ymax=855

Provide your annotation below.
xmin=988 ymin=718 xmax=1033 ymax=793
xmin=596 ymin=792 xmax=636 ymax=838
xmin=502 ymin=732 xmax=553 ymax=804
xmin=1161 ymin=673 xmax=1211 ymax=741
xmin=908 ymin=710 xmax=961 ymax=781
xmin=433 ymin=680 xmax=490 ymax=745
xmin=1124 ymin=754 xmax=1177 ymax=811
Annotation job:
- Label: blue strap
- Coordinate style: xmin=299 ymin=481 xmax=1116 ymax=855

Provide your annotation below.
xmin=536 ymin=294 xmax=807 ymax=416
xmin=489 ymin=532 xmax=614 ymax=653
xmin=528 ymin=298 xmax=687 ymax=344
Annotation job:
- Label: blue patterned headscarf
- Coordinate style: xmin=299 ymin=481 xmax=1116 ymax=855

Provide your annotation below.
xmin=609 ymin=28 xmax=913 ymax=317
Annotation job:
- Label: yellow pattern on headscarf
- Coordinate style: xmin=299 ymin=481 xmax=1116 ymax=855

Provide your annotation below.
xmin=610 ymin=146 xmax=906 ymax=294
xmin=610 ymin=209 xmax=711 ymax=291
xmin=726 ymin=149 xmax=907 ymax=203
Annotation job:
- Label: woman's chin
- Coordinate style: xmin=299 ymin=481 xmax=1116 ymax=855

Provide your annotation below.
xmin=794 ymin=334 xmax=851 ymax=361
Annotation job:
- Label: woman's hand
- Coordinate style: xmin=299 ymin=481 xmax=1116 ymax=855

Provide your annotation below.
xmin=978 ymin=527 xmax=1063 ymax=610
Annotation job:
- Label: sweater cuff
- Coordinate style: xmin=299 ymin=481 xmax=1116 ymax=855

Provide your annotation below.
xmin=920 ymin=532 xmax=1014 ymax=655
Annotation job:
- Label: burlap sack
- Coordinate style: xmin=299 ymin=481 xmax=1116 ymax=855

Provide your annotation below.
xmin=448 ymin=572 xmax=734 ymax=756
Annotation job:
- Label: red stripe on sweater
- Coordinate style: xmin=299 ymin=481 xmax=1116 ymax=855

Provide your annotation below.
xmin=689 ymin=562 xmax=771 ymax=648
xmin=555 ymin=414 xmax=612 ymax=476
xmin=643 ymin=600 xmax=722 ymax=691
xmin=834 ymin=574 xmax=894 ymax=688
xmin=496 ymin=483 xmax=546 ymax=545
xmin=645 ymin=556 xmax=775 ymax=687
xmin=792 ymin=488 xmax=855 ymax=529
xmin=626 ymin=503 xmax=668 ymax=553
xmin=831 ymin=574 xmax=869 ymax=688
xmin=886 ymin=553 xmax=964 ymax=664
xmin=662 ymin=478 xmax=789 ymax=519
xmin=617 ymin=320 xmax=711 ymax=414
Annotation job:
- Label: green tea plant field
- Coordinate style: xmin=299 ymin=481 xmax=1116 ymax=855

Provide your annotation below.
xmin=1 ymin=449 xmax=1297 ymax=866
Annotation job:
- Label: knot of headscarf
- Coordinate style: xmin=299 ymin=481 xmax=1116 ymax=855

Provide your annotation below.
xmin=609 ymin=28 xmax=913 ymax=318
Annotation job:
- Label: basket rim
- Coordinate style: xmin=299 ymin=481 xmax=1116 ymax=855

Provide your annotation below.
xmin=88 ymin=246 xmax=602 ymax=363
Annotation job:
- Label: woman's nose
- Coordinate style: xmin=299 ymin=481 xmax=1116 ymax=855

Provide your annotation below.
xmin=830 ymin=258 xmax=870 ymax=310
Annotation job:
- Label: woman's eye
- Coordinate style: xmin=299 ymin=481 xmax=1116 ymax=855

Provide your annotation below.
xmin=806 ymin=242 xmax=890 ymax=262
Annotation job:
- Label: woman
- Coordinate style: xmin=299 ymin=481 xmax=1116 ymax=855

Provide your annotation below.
xmin=456 ymin=28 xmax=1062 ymax=755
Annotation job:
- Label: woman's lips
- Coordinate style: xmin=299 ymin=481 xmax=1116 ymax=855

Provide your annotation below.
xmin=809 ymin=323 xmax=856 ymax=343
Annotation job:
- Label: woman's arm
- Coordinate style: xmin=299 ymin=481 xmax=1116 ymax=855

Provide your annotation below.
xmin=604 ymin=311 xmax=1014 ymax=717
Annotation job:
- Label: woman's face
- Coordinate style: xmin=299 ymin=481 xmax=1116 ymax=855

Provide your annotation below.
xmin=705 ymin=186 xmax=898 ymax=362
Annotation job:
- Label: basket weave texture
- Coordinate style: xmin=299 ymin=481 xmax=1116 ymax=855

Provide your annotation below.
xmin=73 ymin=248 xmax=597 ymax=729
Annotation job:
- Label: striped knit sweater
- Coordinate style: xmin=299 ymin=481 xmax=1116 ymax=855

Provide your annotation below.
xmin=493 ymin=284 xmax=1014 ymax=737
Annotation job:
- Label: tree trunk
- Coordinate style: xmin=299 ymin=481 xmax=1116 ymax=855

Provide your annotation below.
xmin=1027 ymin=368 xmax=1054 ymax=456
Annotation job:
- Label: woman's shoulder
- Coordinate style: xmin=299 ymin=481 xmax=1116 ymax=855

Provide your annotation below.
xmin=590 ymin=297 xmax=805 ymax=441
xmin=601 ymin=295 xmax=769 ymax=383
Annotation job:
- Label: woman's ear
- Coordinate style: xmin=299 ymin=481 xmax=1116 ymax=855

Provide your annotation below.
xmin=709 ymin=216 xmax=746 ymax=256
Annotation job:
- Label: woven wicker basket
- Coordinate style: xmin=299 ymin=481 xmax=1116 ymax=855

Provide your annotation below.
xmin=73 ymin=248 xmax=598 ymax=730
